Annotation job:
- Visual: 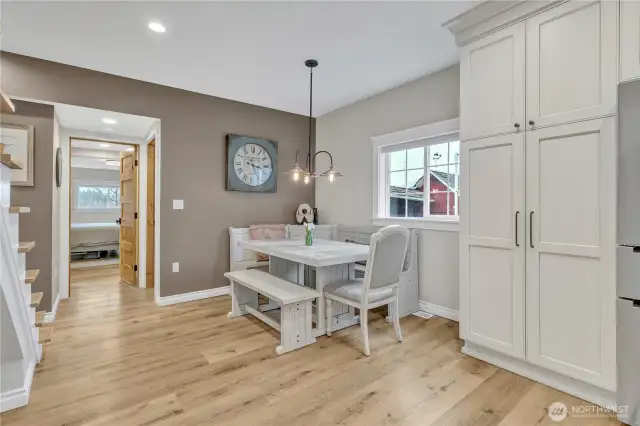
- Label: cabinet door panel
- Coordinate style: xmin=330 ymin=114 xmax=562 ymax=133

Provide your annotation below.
xmin=461 ymin=23 xmax=525 ymax=140
xmin=525 ymin=118 xmax=616 ymax=390
xmin=526 ymin=0 xmax=617 ymax=128
xmin=620 ymin=0 xmax=640 ymax=82
xmin=460 ymin=133 xmax=525 ymax=358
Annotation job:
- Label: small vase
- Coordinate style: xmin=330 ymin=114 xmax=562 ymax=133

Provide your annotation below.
xmin=305 ymin=230 xmax=313 ymax=246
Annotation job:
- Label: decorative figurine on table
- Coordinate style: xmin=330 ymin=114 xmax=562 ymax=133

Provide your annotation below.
xmin=295 ymin=203 xmax=315 ymax=225
xmin=304 ymin=222 xmax=315 ymax=246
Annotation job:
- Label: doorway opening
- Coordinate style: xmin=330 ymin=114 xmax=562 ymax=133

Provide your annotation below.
xmin=55 ymin=103 xmax=159 ymax=299
xmin=69 ymin=139 xmax=136 ymax=273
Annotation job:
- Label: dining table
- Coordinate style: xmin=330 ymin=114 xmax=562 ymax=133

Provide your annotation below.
xmin=239 ymin=238 xmax=370 ymax=337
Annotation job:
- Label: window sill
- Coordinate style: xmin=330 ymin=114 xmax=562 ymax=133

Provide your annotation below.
xmin=371 ymin=217 xmax=459 ymax=232
xmin=73 ymin=208 xmax=119 ymax=213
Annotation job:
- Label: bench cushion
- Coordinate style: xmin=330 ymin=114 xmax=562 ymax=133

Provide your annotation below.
xmin=225 ymin=270 xmax=319 ymax=305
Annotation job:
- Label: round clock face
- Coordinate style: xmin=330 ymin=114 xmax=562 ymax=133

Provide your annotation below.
xmin=233 ymin=143 xmax=273 ymax=186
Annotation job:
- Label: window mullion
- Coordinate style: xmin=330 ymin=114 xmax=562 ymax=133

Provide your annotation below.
xmin=424 ymin=146 xmax=430 ymax=217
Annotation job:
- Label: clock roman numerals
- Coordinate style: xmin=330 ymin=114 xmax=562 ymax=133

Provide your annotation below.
xmin=233 ymin=143 xmax=273 ymax=187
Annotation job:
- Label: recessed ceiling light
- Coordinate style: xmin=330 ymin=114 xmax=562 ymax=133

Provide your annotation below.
xmin=99 ymin=143 xmax=110 ymax=148
xmin=148 ymin=22 xmax=166 ymax=33
xmin=105 ymin=160 xmax=119 ymax=166
xmin=102 ymin=118 xmax=117 ymax=124
xmin=126 ymin=147 xmax=134 ymax=152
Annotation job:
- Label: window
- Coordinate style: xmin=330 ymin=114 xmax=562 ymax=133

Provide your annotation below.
xmin=372 ymin=118 xmax=460 ymax=227
xmin=387 ymin=141 xmax=459 ymax=218
xmin=76 ymin=185 xmax=120 ymax=210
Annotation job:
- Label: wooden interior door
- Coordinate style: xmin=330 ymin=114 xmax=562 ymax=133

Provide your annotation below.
xmin=119 ymin=148 xmax=138 ymax=285
xmin=146 ymin=140 xmax=155 ymax=288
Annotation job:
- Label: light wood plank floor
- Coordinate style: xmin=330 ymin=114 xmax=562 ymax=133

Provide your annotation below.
xmin=1 ymin=267 xmax=621 ymax=425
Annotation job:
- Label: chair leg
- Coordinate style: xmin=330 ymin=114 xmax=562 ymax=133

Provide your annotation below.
xmin=361 ymin=308 xmax=370 ymax=356
xmin=326 ymin=298 xmax=332 ymax=337
xmin=392 ymin=299 xmax=403 ymax=342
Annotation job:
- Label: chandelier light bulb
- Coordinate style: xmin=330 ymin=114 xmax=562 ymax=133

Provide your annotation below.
xmin=303 ymin=174 xmax=311 ymax=184
xmin=292 ymin=171 xmax=300 ymax=181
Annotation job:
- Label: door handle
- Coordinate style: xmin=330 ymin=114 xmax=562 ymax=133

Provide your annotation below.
xmin=116 ymin=218 xmax=122 ymax=225
xmin=529 ymin=211 xmax=534 ymax=248
xmin=515 ymin=211 xmax=520 ymax=247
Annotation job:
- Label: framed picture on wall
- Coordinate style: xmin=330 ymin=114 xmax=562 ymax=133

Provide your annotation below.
xmin=0 ymin=124 xmax=34 ymax=186
xmin=226 ymin=134 xmax=278 ymax=193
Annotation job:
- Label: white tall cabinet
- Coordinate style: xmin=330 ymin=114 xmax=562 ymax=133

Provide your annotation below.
xmin=449 ymin=0 xmax=619 ymax=406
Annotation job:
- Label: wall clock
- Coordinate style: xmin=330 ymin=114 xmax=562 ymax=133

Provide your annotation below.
xmin=226 ymin=134 xmax=278 ymax=193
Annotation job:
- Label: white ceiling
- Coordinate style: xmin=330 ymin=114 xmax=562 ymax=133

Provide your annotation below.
xmin=71 ymin=141 xmax=132 ymax=170
xmin=56 ymin=104 xmax=157 ymax=139
xmin=3 ymin=1 xmax=474 ymax=116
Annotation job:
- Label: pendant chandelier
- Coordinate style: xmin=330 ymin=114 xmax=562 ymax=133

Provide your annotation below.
xmin=287 ymin=59 xmax=343 ymax=184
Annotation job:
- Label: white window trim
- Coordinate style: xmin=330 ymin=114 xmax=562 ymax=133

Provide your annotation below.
xmin=73 ymin=179 xmax=120 ymax=212
xmin=371 ymin=118 xmax=460 ymax=232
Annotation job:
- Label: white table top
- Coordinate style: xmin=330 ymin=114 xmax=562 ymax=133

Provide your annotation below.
xmin=239 ymin=239 xmax=369 ymax=268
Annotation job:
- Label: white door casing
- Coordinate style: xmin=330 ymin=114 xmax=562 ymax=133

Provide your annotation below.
xmin=525 ymin=0 xmax=617 ymax=130
xmin=525 ymin=117 xmax=616 ymax=391
xmin=460 ymin=22 xmax=526 ymax=141
xmin=460 ymin=132 xmax=526 ymax=359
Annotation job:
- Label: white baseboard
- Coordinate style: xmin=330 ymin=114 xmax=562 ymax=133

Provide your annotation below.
xmin=44 ymin=294 xmax=60 ymax=324
xmin=462 ymin=342 xmax=616 ymax=409
xmin=0 ymin=360 xmax=35 ymax=413
xmin=418 ymin=301 xmax=459 ymax=322
xmin=155 ymin=286 xmax=230 ymax=307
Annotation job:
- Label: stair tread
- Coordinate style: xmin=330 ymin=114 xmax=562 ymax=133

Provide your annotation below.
xmin=9 ymin=206 xmax=30 ymax=214
xmin=30 ymin=292 xmax=43 ymax=308
xmin=25 ymin=269 xmax=40 ymax=284
xmin=18 ymin=241 xmax=36 ymax=253
xmin=35 ymin=311 xmax=45 ymax=327
xmin=0 ymin=153 xmax=21 ymax=170
xmin=38 ymin=327 xmax=53 ymax=344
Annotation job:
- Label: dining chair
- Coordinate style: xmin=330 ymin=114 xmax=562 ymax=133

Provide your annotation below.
xmin=325 ymin=225 xmax=410 ymax=356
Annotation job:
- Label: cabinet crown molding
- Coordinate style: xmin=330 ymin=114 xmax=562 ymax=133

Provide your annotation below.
xmin=443 ymin=0 xmax=567 ymax=46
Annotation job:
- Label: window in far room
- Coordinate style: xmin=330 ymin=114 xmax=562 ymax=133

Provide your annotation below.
xmin=76 ymin=185 xmax=120 ymax=210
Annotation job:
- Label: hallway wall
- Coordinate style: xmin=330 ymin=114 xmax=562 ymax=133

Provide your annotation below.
xmin=1 ymin=100 xmax=56 ymax=311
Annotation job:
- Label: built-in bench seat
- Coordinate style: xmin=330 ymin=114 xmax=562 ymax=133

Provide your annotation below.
xmin=225 ymin=269 xmax=319 ymax=355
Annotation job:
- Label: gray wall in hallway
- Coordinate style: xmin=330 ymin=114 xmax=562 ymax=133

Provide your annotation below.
xmin=2 ymin=52 xmax=314 ymax=298
xmin=1 ymin=100 xmax=55 ymax=310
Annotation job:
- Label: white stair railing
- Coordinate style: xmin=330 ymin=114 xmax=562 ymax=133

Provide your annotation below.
xmin=1 ymin=208 xmax=39 ymax=364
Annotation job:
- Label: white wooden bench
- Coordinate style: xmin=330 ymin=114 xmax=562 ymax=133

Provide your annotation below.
xmin=224 ymin=269 xmax=319 ymax=355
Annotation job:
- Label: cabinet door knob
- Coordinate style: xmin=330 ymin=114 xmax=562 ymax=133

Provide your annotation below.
xmin=514 ymin=123 xmax=520 ymax=129
xmin=529 ymin=120 xmax=535 ymax=126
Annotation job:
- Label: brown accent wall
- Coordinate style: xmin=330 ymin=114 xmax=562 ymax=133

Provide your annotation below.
xmin=2 ymin=52 xmax=314 ymax=298
xmin=1 ymin=100 xmax=55 ymax=310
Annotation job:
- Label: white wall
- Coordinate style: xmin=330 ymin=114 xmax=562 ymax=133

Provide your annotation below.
xmin=50 ymin=112 xmax=60 ymax=314
xmin=70 ymin=167 xmax=120 ymax=224
xmin=316 ymin=64 xmax=461 ymax=315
